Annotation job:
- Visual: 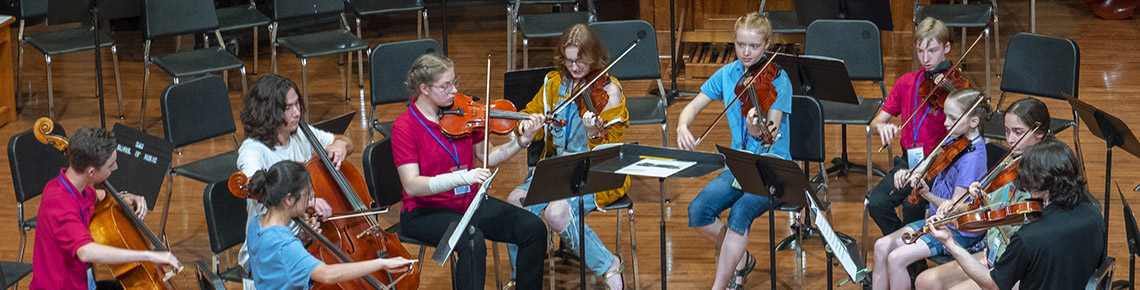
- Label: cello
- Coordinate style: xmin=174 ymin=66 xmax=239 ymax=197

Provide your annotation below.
xmin=32 ymin=117 xmax=180 ymax=290
xmin=294 ymin=119 xmax=420 ymax=290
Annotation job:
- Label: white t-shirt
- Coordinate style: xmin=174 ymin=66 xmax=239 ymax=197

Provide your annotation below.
xmin=235 ymin=125 xmax=334 ymax=275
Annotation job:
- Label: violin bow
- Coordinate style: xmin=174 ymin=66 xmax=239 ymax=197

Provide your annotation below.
xmin=549 ymin=35 xmax=643 ymax=117
xmin=693 ymin=51 xmax=781 ymax=147
xmin=979 ymin=122 xmax=1042 ymax=199
xmin=877 ymin=28 xmax=991 ymax=153
xmin=484 ymin=54 xmax=492 ymax=169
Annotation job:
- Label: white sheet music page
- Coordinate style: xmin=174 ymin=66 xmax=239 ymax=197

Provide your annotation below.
xmin=806 ymin=190 xmax=867 ymax=283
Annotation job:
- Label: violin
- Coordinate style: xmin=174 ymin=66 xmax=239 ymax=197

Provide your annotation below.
xmin=978 ymin=122 xmax=1042 ymax=194
xmin=32 ymin=117 xmax=180 ymax=290
xmin=439 ymin=93 xmax=565 ymax=137
xmin=903 ymin=200 xmax=1042 ymax=244
xmin=877 ymin=31 xmax=987 ymax=153
xmin=695 ymin=52 xmax=780 ymax=147
xmin=897 ymin=95 xmax=987 ymax=204
xmin=227 ymin=173 xmax=404 ymax=290
xmin=569 ymin=70 xmax=614 ymax=137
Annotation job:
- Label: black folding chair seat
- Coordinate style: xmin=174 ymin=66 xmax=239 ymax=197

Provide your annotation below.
xmin=152 ymin=47 xmax=245 ymax=78
xmin=25 ymin=26 xmax=113 ymax=55
xmin=348 ymin=0 xmax=425 ymax=16
xmin=0 ymin=261 xmax=33 ymax=289
xmin=217 ymin=5 xmax=271 ymax=32
xmin=984 ymin=112 xmax=1072 ymax=140
xmin=277 ymin=29 xmax=368 ymax=59
xmin=915 ymin=4 xmax=993 ymax=28
xmin=171 ymin=150 xmax=239 ymax=183
xmin=517 ymin=11 xmax=592 ymax=39
xmin=626 ymin=96 xmax=667 ymax=126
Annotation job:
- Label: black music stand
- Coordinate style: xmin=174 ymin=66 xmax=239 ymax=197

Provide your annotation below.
xmin=591 ymin=144 xmax=724 ymax=290
xmin=773 ymin=54 xmax=886 ymax=177
xmin=1067 ymin=96 xmax=1140 ymax=252
xmin=524 ymin=146 xmax=626 ymax=288
xmin=48 ymin=0 xmax=141 ymax=128
xmin=718 ymin=145 xmax=811 ymax=290
xmin=1114 ymin=187 xmax=1139 ymax=290
xmin=793 ymin=0 xmax=894 ymax=31
xmin=106 ymin=123 xmax=173 ymax=210
xmin=806 ymin=186 xmax=868 ymax=289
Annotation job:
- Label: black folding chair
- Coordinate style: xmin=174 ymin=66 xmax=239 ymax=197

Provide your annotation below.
xmin=267 ymin=0 xmax=369 ymax=108
xmin=507 ymin=0 xmax=595 ymax=69
xmin=7 ymin=123 xmax=66 ymax=263
xmin=366 ymin=38 xmax=443 ymax=141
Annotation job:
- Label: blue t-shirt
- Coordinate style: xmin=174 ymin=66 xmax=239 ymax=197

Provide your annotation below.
xmin=928 ymin=135 xmax=987 ymax=236
xmin=247 ymin=215 xmax=323 ymax=290
xmin=701 ymin=59 xmax=793 ymax=162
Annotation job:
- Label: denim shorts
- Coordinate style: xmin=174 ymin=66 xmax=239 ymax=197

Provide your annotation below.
xmin=905 ymin=219 xmax=986 ymax=256
xmin=687 ymin=170 xmax=773 ymax=234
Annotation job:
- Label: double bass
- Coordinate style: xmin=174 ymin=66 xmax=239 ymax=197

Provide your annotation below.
xmin=32 ymin=117 xmax=180 ymax=290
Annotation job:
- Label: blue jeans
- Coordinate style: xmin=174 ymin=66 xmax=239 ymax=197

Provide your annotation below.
xmin=688 ymin=170 xmax=773 ymax=234
xmin=508 ymin=194 xmax=615 ymax=277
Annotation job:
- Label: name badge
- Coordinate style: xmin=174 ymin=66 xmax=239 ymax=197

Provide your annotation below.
xmin=451 ymin=166 xmax=471 ymax=195
xmin=907 ymin=147 xmax=925 ymax=169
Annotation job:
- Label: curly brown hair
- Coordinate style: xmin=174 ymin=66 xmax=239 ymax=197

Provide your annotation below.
xmin=241 ymin=74 xmax=302 ymax=147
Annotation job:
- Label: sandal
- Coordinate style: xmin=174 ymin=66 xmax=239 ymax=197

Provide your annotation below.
xmin=603 ymin=258 xmax=625 ymax=290
xmin=726 ymin=251 xmax=756 ymax=290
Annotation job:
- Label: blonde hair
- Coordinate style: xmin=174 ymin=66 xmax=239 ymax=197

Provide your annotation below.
xmin=405 ymin=53 xmax=455 ymax=96
xmin=915 ymin=17 xmax=950 ymax=45
xmin=553 ymin=24 xmax=609 ymax=79
xmin=734 ymin=12 xmax=772 ymax=41
xmin=947 ymin=88 xmax=991 ymax=120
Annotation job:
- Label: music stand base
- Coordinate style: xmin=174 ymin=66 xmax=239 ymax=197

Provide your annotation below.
xmin=774 ymin=224 xmax=856 ymax=252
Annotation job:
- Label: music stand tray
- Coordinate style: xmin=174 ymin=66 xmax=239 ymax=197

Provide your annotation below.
xmin=773 ymin=54 xmax=860 ymax=105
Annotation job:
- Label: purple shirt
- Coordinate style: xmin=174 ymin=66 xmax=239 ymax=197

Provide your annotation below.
xmin=928 ymin=136 xmax=988 ymax=237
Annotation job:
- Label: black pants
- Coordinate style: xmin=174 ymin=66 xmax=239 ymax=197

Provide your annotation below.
xmin=401 ymin=197 xmax=547 ymax=290
xmin=866 ymin=156 xmax=929 ymax=235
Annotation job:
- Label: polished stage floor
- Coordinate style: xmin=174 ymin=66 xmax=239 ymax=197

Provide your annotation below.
xmin=1 ymin=0 xmax=1139 ymax=289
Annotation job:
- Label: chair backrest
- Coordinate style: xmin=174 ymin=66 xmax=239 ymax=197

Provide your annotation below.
xmin=369 ymin=39 xmax=443 ymax=107
xmin=984 ymin=142 xmax=1008 ymax=171
xmin=362 ymin=137 xmax=404 ymax=208
xmin=5 ymin=0 xmax=48 ymax=19
xmin=265 ymin=0 xmax=345 ymax=22
xmin=504 ymin=67 xmax=553 ymax=109
xmin=589 ymin=20 xmax=662 ymax=81
xmin=9 ymin=124 xmax=67 ymax=204
xmin=143 ymin=0 xmax=220 ymax=39
xmin=804 ymin=19 xmax=883 ymax=82
xmin=202 ymin=180 xmax=247 ymax=254
xmin=48 ymin=0 xmax=140 ymax=25
xmin=160 ymin=75 xmax=237 ymax=149
xmin=1085 ymin=256 xmax=1114 ymax=290
xmin=1001 ymin=33 xmax=1080 ymax=100
xmin=789 ymin=95 xmax=824 ymax=163
xmin=1121 ymin=192 xmax=1140 ymax=257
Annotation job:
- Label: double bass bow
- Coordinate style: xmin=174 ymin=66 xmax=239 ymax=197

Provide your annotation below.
xmin=876 ymin=30 xmax=989 ymax=153
xmin=33 ymin=117 xmax=181 ymax=290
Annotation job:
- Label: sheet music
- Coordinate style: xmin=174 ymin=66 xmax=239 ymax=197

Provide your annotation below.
xmin=434 ymin=169 xmax=498 ymax=265
xmin=614 ymin=158 xmax=696 ymax=178
xmin=806 ymin=190 xmax=867 ymax=283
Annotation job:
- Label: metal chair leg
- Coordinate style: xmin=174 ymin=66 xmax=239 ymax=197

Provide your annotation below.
xmin=140 ymin=41 xmax=152 ymax=130
xmin=522 ymin=38 xmax=529 ymax=69
xmin=628 ymin=207 xmax=640 ymax=290
xmin=301 ymin=58 xmax=309 ymax=120
xmin=270 ymin=23 xmax=278 ymax=74
xmin=240 ymin=66 xmax=249 ymax=95
xmin=16 ymin=20 xmax=25 ymax=101
xmin=422 ymin=9 xmax=430 ymax=38
xmin=45 ymin=55 xmax=53 ymax=119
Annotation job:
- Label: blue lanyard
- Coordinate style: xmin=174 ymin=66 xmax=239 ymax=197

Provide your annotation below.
xmin=58 ymin=174 xmax=89 ymax=224
xmin=410 ymin=105 xmax=461 ymax=167
xmin=913 ymin=73 xmax=931 ymax=145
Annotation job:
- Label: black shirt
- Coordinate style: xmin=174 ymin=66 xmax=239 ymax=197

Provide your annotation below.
xmin=989 ymin=196 xmax=1105 ymax=290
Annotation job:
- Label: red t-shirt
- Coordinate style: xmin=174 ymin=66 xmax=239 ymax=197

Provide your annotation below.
xmin=30 ymin=169 xmax=97 ymax=290
xmin=881 ymin=69 xmax=948 ymax=155
xmin=392 ymin=104 xmax=486 ymax=213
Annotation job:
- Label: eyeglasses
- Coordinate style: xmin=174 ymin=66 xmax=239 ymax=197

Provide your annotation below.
xmin=563 ymin=57 xmax=594 ymax=68
xmin=430 ymin=77 xmax=459 ymax=91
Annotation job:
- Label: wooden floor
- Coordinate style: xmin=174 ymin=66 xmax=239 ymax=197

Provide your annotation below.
xmin=3 ymin=1 xmax=1140 ymax=289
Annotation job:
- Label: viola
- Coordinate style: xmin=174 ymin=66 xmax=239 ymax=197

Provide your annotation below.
xmin=902 ymin=200 xmax=1042 ymax=244
xmin=32 ymin=117 xmax=180 ymax=290
xmin=694 ymin=53 xmax=780 ymax=147
xmin=439 ymin=93 xmax=565 ymax=137
xmin=570 ymin=70 xmax=614 ymax=137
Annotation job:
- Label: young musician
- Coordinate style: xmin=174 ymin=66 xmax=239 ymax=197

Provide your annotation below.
xmin=30 ymin=127 xmax=181 ymax=290
xmin=928 ymin=138 xmax=1105 ymax=290
xmin=915 ymin=97 xmax=1051 ymax=289
xmin=872 ymin=89 xmax=989 ymax=290
xmin=392 ymin=53 xmax=548 ymax=290
xmin=244 ymin=161 xmax=416 ymax=290
xmin=235 ymin=74 xmax=353 ymax=289
xmin=505 ymin=23 xmax=628 ymax=289
xmin=675 ymin=12 xmax=793 ymax=290
xmin=866 ymin=17 xmax=954 ymax=237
